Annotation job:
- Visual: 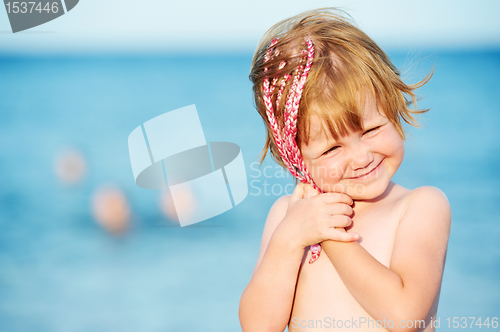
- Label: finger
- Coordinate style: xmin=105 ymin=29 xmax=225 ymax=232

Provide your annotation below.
xmin=319 ymin=214 xmax=352 ymax=228
xmin=325 ymin=229 xmax=359 ymax=242
xmin=320 ymin=192 xmax=353 ymax=205
xmin=326 ymin=203 xmax=353 ymax=217
xmin=323 ymin=214 xmax=352 ymax=228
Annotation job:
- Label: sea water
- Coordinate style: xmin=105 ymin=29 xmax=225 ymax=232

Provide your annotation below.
xmin=0 ymin=50 xmax=499 ymax=331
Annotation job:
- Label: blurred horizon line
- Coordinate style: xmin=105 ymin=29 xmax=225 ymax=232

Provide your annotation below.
xmin=1 ymin=45 xmax=499 ymax=58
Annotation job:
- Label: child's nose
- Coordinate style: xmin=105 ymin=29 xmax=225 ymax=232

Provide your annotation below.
xmin=348 ymin=145 xmax=373 ymax=171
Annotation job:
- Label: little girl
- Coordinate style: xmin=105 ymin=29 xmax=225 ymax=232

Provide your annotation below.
xmin=239 ymin=8 xmax=451 ymax=332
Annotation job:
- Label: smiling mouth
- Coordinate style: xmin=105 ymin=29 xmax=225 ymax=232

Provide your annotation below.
xmin=346 ymin=159 xmax=384 ymax=180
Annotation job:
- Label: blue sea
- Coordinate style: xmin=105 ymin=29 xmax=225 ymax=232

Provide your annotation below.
xmin=0 ymin=50 xmax=499 ymax=331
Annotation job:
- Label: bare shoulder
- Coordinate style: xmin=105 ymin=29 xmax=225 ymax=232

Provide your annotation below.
xmin=267 ymin=194 xmax=292 ymax=225
xmin=391 ymin=186 xmax=451 ymax=279
xmin=389 ymin=187 xmax=452 ymax=320
xmin=261 ymin=195 xmax=291 ymax=246
xmin=398 ymin=186 xmax=451 ymax=237
xmin=404 ymin=186 xmax=451 ymax=219
xmin=407 ymin=186 xmax=449 ymax=202
xmin=252 ymin=195 xmax=292 ymax=273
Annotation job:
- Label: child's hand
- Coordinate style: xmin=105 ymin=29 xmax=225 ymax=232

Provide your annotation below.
xmin=275 ymin=182 xmax=359 ymax=249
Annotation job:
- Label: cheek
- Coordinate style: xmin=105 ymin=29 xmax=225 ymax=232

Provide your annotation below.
xmin=306 ymin=159 xmax=345 ymax=188
xmin=395 ymin=140 xmax=405 ymax=164
xmin=383 ymin=130 xmax=405 ymax=167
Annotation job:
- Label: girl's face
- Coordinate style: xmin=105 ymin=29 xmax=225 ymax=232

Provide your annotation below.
xmin=300 ymin=97 xmax=404 ymax=200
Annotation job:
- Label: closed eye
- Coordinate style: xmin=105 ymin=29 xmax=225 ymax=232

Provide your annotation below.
xmin=323 ymin=145 xmax=340 ymax=155
xmin=363 ymin=126 xmax=381 ymax=135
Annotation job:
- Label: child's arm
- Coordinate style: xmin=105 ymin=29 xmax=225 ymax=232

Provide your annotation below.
xmin=239 ymin=195 xmax=304 ymax=332
xmin=322 ymin=186 xmax=451 ymax=331
xmin=239 ymin=184 xmax=359 ymax=332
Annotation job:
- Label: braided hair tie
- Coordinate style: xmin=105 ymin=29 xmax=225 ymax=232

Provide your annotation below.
xmin=263 ymin=37 xmax=322 ymax=264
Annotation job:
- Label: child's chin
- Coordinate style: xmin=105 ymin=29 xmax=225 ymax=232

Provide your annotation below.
xmin=346 ymin=183 xmax=388 ymax=201
xmin=319 ymin=180 xmax=389 ymax=200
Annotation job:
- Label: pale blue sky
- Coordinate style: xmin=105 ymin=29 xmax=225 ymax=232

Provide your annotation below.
xmin=1 ymin=0 xmax=499 ymax=53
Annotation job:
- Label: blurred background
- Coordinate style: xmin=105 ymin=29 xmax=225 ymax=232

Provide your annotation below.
xmin=0 ymin=0 xmax=499 ymax=331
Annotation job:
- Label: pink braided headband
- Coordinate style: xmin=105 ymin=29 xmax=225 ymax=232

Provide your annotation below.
xmin=262 ymin=37 xmax=322 ymax=264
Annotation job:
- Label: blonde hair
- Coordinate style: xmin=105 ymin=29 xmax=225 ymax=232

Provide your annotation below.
xmin=250 ymin=8 xmax=432 ymax=168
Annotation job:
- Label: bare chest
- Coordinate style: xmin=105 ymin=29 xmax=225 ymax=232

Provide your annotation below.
xmin=290 ymin=205 xmax=403 ymax=330
xmin=347 ymin=205 xmax=402 ymax=266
